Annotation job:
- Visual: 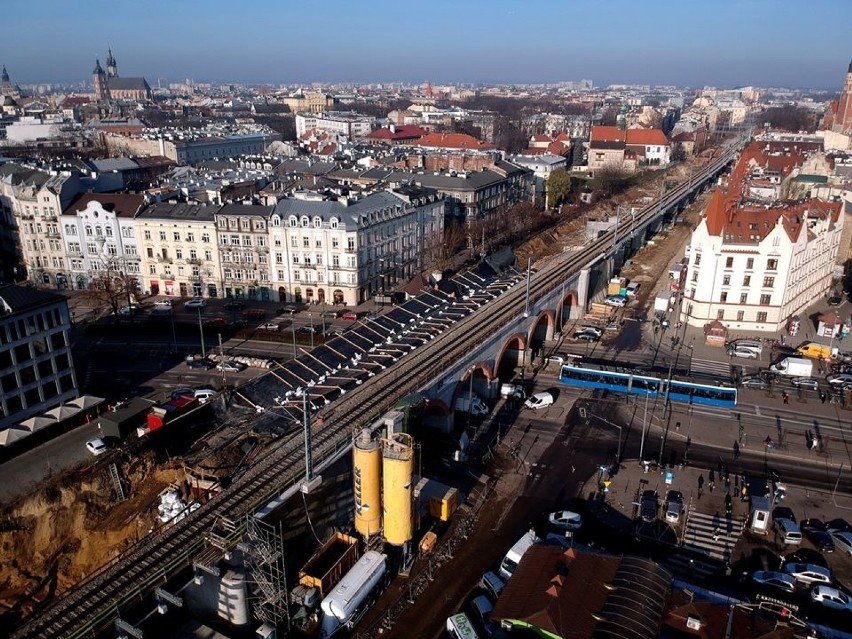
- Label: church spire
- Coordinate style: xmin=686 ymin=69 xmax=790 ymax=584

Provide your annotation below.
xmin=1 ymin=66 xmax=9 ymax=83
xmin=106 ymin=46 xmax=117 ymax=78
xmin=93 ymin=58 xmax=103 ymax=75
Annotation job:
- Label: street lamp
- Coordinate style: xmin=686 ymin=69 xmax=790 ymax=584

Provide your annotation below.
xmin=196 ymin=307 xmax=206 ymax=359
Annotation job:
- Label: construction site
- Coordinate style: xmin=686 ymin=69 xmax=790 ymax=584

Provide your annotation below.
xmin=0 ymin=158 xmax=710 ymax=639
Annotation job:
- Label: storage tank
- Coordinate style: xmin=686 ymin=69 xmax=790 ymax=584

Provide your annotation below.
xmin=353 ymin=429 xmax=382 ymax=538
xmin=382 ymin=432 xmax=414 ymax=546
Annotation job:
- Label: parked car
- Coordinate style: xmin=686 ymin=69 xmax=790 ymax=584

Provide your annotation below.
xmin=258 ymin=322 xmax=280 ymax=331
xmin=729 ymin=346 xmax=759 ymax=359
xmin=751 ymin=571 xmax=796 ymax=594
xmin=341 ymin=311 xmax=359 ymax=321
xmin=277 ymin=305 xmax=298 ymax=315
xmin=800 ymin=519 xmax=835 ymax=553
xmin=216 ymin=360 xmax=247 ymax=373
xmin=827 ymin=518 xmax=852 ymax=534
xmin=827 ymin=373 xmax=852 ymax=387
xmin=186 ymin=358 xmax=215 ymax=370
xmin=297 ymin=325 xmax=321 ymax=334
xmin=829 ymin=529 xmax=852 ymax=555
xmin=578 ymin=326 xmax=603 ymax=337
xmin=604 ymin=295 xmax=627 ymax=307
xmin=320 ymin=310 xmax=339 ymax=318
xmin=153 ymin=299 xmax=173 ymax=310
xmin=170 ymin=387 xmax=195 ymax=400
xmin=548 ymin=510 xmax=582 ymax=531
xmin=811 ymin=585 xmax=852 ymax=611
xmin=224 ymin=301 xmax=245 ymax=310
xmin=546 ymin=355 xmax=565 ymax=367
xmin=524 ymin=392 xmax=555 ymax=410
xmin=115 ymin=304 xmax=140 ymax=316
xmin=625 ymin=282 xmax=640 ymax=297
xmin=741 ymin=376 xmax=771 ymax=390
xmin=470 ymin=595 xmax=498 ymax=638
xmin=640 ymin=490 xmax=658 ymax=522
xmin=85 ymin=437 xmax=108 ymax=456
xmin=478 ymin=571 xmax=506 ymax=603
xmin=194 ymin=388 xmax=216 ymax=403
xmin=783 ymin=563 xmax=831 ymax=586
xmin=184 ymin=298 xmax=206 ymax=309
xmin=664 ymin=491 xmax=683 ymax=523
xmin=573 ymin=331 xmax=600 ymax=342
xmin=790 ymin=377 xmax=820 ymax=390
xmin=773 ymin=506 xmax=796 ymax=522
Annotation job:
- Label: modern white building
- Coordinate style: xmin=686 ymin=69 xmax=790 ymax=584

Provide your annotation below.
xmin=60 ymin=193 xmax=144 ymax=291
xmin=683 ymin=193 xmax=843 ymax=332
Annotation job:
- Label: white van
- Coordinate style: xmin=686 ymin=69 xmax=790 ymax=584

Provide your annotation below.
xmin=499 ymin=529 xmax=541 ymax=581
xmin=729 ymin=340 xmax=762 ymax=356
xmin=524 ymin=392 xmax=554 ymax=410
xmin=447 ymin=613 xmax=478 ymax=639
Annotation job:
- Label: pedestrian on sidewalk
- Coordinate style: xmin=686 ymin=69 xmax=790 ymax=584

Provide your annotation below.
xmin=733 ymin=441 xmax=740 ymax=459
xmin=782 ymin=391 xmax=789 ymax=404
xmin=820 ymin=391 xmax=827 ymax=404
xmin=675 ymin=421 xmax=681 ymax=433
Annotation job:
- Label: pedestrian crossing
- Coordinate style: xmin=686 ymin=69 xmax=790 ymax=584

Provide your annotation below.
xmin=690 ymin=358 xmax=733 ymax=379
xmin=681 ymin=507 xmax=744 ymax=562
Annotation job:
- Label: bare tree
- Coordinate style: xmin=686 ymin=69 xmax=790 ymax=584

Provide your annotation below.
xmin=84 ymin=258 xmax=140 ymax=320
xmin=421 ymin=224 xmax=466 ymax=273
xmin=591 ymin=165 xmax=634 ymax=198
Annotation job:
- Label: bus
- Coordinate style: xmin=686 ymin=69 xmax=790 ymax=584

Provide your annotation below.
xmin=559 ymin=362 xmax=736 ymax=408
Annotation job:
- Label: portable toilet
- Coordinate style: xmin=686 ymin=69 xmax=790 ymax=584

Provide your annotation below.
xmin=749 ymin=496 xmax=771 ymax=534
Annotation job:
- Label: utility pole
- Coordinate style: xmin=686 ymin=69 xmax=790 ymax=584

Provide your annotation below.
xmin=197 ymin=307 xmax=206 ymax=358
xmin=523 ymin=257 xmax=532 ymax=318
xmin=218 ymin=333 xmax=226 ymax=388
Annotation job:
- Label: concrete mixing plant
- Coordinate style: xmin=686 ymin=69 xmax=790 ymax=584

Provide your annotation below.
xmin=382 ymin=432 xmax=414 ymax=547
xmin=352 ymin=428 xmax=382 ymax=538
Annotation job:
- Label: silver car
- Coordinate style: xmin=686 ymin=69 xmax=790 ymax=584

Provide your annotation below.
xmin=790 ymin=377 xmax=820 ymax=390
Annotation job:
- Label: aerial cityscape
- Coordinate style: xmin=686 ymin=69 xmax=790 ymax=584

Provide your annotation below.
xmin=1 ymin=3 xmax=852 ymax=639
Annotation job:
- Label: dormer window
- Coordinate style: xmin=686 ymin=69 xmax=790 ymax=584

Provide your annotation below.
xmin=289 ymin=216 xmax=297 ymax=227
xmin=313 ymin=216 xmax=322 ymax=228
xmin=330 ymin=217 xmax=339 ymax=229
xmin=271 ymin=215 xmax=280 ymax=227
xmin=300 ymin=216 xmax=309 ymax=228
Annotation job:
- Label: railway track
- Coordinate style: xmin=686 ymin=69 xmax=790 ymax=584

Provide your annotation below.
xmin=13 ymin=145 xmax=741 ymax=639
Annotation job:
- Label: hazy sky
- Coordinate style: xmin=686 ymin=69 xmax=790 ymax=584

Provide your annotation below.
xmin=3 ymin=0 xmax=850 ymax=88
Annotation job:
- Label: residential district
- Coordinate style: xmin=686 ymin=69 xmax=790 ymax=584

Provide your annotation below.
xmin=1 ymin=54 xmax=852 ymax=639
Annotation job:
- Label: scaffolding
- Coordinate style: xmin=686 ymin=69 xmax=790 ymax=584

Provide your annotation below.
xmin=239 ymin=515 xmax=291 ymax=633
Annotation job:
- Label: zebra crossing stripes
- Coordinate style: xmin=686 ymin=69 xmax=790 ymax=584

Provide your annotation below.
xmin=681 ymin=508 xmax=744 ymax=562
xmin=690 ymin=358 xmax=733 ymax=378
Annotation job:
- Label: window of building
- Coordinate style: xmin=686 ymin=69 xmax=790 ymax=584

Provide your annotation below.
xmin=722 ymin=275 xmax=730 ymax=286
xmin=202 ymin=233 xmax=210 ymax=243
xmin=347 ymin=238 xmax=355 ymax=251
xmin=694 ymin=253 xmax=701 ymax=266
xmin=725 ymin=257 xmax=733 ymax=268
xmin=717 ymin=309 xmax=725 ymax=320
xmin=303 ymin=236 xmax=310 ymax=248
xmin=763 ymin=276 xmax=774 ymax=288
xmin=756 ymin=311 xmax=768 ymax=322
xmin=189 ymin=249 xmax=197 ymax=260
xmin=737 ymin=311 xmax=744 ymax=321
xmin=105 ymin=226 xmax=113 ymax=237
xmin=87 ymin=242 xmax=98 ymax=255
xmin=315 ymin=238 xmax=322 ymax=248
xmin=743 ymin=275 xmax=751 ymax=287
xmin=767 ymin=259 xmax=778 ymax=270
xmin=332 ymin=237 xmax=339 ymax=249
xmin=292 ymin=255 xmax=300 ymax=264
xmin=204 ymin=250 xmax=212 ymax=261
xmin=313 ymin=216 xmax=322 ymax=228
xmin=720 ymin=292 xmax=728 ymax=302
xmin=147 ymin=247 xmax=154 ymax=258
xmin=300 ymin=217 xmax=309 ymax=228
xmin=332 ymin=255 xmax=340 ymax=267
xmin=759 ymin=294 xmax=771 ymax=305
xmin=740 ymin=293 xmax=748 ymax=304
xmin=186 ymin=232 xmax=195 ymax=242
xmin=176 ymin=249 xmax=183 ymax=260
xmin=276 ymin=253 xmax=283 ymax=264
xmin=330 ymin=218 xmax=338 ymax=229
xmin=173 ymin=232 xmax=180 ymax=241
xmin=289 ymin=216 xmax=297 ymax=227
xmin=294 ymin=270 xmax=301 ymax=281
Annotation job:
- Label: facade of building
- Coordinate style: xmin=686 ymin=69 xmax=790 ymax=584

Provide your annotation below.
xmin=103 ymin=131 xmax=278 ymax=165
xmin=0 ymin=285 xmax=78 ymax=431
xmin=587 ymin=126 xmax=671 ymax=172
xmin=269 ymin=188 xmax=444 ymax=305
xmin=135 ymin=202 xmax=222 ymax=298
xmin=214 ymin=203 xmax=274 ymax=300
xmin=60 ymin=193 xmax=144 ymax=292
xmin=683 ymin=145 xmax=843 ymax=332
xmin=295 ymin=112 xmax=377 ymax=139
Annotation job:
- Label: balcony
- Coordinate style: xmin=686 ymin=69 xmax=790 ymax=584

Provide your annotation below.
xmin=158 ymin=273 xmax=173 ymax=280
xmin=157 ymin=256 xmax=173 ymax=264
xmin=187 ymin=258 xmax=201 ymax=265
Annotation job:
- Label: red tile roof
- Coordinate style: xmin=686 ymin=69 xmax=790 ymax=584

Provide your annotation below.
xmin=416 ymin=132 xmax=494 ymax=150
xmin=625 ymin=128 xmax=669 ymax=146
xmin=555 ymin=132 xmax=571 ymax=142
xmin=590 ymin=126 xmax=626 ymax=143
xmin=366 ymin=125 xmax=427 ymax=141
xmin=67 ymin=192 xmax=146 ymax=217
xmin=532 ymin=134 xmax=552 ymax=142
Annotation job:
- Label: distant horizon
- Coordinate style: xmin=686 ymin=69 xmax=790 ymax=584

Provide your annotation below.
xmin=2 ymin=0 xmax=850 ymax=91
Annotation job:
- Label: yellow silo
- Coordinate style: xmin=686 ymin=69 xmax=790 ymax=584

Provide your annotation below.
xmin=382 ymin=432 xmax=414 ymax=546
xmin=353 ymin=429 xmax=382 ymax=538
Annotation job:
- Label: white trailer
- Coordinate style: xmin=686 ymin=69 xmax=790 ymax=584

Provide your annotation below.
xmin=319 ymin=550 xmax=387 ymax=637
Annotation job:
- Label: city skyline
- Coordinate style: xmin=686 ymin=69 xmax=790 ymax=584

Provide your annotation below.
xmin=2 ymin=0 xmax=850 ymax=89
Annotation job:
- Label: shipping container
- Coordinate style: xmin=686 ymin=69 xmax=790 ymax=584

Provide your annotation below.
xmin=299 ymin=532 xmax=360 ymax=597
xmin=98 ymin=398 xmax=157 ymax=440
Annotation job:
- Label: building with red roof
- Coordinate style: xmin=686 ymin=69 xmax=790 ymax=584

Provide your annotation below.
xmin=414 ymin=132 xmax=494 ymax=151
xmin=587 ymin=126 xmax=670 ymax=172
xmin=364 ymin=125 xmax=427 ymax=145
xmin=682 ymin=141 xmax=843 ymax=332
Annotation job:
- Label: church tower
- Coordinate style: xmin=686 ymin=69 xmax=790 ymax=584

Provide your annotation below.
xmin=1 ymin=66 xmax=12 ymax=96
xmin=92 ymin=59 xmax=109 ymax=102
xmin=834 ymin=60 xmax=852 ymax=134
xmin=106 ymin=47 xmax=118 ymax=78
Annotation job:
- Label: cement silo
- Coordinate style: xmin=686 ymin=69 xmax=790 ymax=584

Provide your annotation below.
xmin=382 ymin=432 xmax=414 ymax=546
xmin=353 ymin=428 xmax=382 ymax=538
